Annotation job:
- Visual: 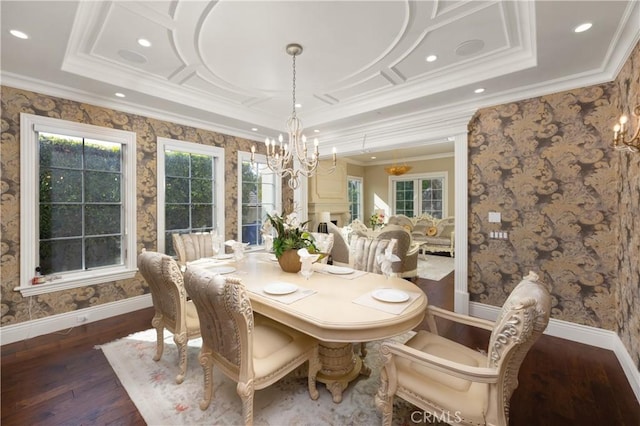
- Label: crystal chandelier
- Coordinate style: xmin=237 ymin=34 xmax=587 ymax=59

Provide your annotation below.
xmin=251 ymin=43 xmax=336 ymax=189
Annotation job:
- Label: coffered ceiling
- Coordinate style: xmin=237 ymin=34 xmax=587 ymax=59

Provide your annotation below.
xmin=1 ymin=1 xmax=638 ymax=163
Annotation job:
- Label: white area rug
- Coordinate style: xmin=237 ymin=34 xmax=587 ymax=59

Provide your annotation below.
xmin=417 ymin=255 xmax=455 ymax=281
xmin=100 ymin=329 xmax=440 ymax=426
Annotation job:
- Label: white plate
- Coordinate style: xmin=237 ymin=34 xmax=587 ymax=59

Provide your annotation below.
xmin=372 ymin=289 xmax=409 ymax=303
xmin=264 ymin=282 xmax=298 ymax=295
xmin=327 ymin=266 xmax=354 ymax=275
xmin=214 ymin=254 xmax=233 ymax=260
xmin=205 ymin=266 xmax=236 ymax=275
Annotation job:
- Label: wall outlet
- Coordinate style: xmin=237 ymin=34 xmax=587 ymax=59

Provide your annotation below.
xmin=488 ymin=212 xmax=501 ymax=223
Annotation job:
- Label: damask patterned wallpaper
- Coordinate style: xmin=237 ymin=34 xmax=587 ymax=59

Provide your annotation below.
xmin=0 ymin=86 xmax=263 ymax=325
xmin=613 ymin=41 xmax=640 ymax=369
xmin=468 ymin=42 xmax=639 ymax=368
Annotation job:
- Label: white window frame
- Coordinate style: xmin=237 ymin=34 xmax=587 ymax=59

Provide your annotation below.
xmin=347 ymin=175 xmax=364 ymax=222
xmin=157 ymin=137 xmax=225 ymax=253
xmin=237 ymin=151 xmax=282 ymax=249
xmin=19 ymin=113 xmax=137 ymax=296
xmin=389 ymin=171 xmax=449 ymax=218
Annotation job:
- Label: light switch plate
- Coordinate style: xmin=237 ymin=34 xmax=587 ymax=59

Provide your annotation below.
xmin=488 ymin=212 xmax=501 ymax=223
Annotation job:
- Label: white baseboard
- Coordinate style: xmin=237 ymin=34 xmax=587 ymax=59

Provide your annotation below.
xmin=454 ymin=290 xmax=470 ymax=314
xmin=613 ymin=335 xmax=640 ymax=402
xmin=469 ymin=301 xmax=640 ymax=403
xmin=0 ymin=294 xmax=153 ymax=346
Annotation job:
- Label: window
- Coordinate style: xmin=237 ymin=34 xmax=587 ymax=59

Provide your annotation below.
xmin=390 ymin=172 xmax=447 ymax=218
xmin=238 ymin=151 xmax=281 ymax=246
xmin=157 ymin=138 xmax=225 ymax=256
xmin=19 ymin=113 xmax=137 ymax=296
xmin=348 ymin=176 xmax=363 ymax=222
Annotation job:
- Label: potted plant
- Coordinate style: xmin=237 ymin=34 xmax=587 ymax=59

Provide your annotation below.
xmin=265 ymin=211 xmax=320 ymax=272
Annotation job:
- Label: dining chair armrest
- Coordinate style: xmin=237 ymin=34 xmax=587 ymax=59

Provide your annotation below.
xmin=380 ymin=340 xmax=499 ymax=384
xmin=426 ymin=305 xmax=495 ymax=335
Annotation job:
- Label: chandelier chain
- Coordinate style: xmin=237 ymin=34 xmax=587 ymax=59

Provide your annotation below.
xmin=292 ymin=53 xmax=297 ymax=118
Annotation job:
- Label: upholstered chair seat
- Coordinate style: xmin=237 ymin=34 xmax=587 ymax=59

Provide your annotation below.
xmin=137 ymin=250 xmax=201 ymax=384
xmin=184 ymin=267 xmax=320 ymax=426
xmin=376 ymin=271 xmax=551 ymax=426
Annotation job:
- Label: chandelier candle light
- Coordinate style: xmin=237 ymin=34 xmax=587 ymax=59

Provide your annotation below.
xmin=612 ymin=105 xmax=640 ymax=152
xmin=251 ymin=43 xmax=337 ymax=189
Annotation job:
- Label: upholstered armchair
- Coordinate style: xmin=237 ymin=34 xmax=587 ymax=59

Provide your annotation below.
xmin=375 ymin=271 xmax=551 ymax=426
xmin=137 ymin=250 xmax=201 ymax=384
xmin=376 ymin=225 xmax=419 ymax=278
xmin=172 ymin=232 xmax=217 ymax=267
xmin=184 ymin=267 xmax=321 ymax=426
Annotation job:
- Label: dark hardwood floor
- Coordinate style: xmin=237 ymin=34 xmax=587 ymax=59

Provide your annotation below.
xmin=2 ymin=272 xmax=639 ymax=425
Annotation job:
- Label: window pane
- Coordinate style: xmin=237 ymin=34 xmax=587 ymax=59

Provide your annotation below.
xmin=85 ymin=204 xmax=121 ymax=235
xmin=39 ymin=133 xmax=82 ymax=169
xmin=84 ymin=139 xmax=121 ymax=172
xmin=166 ymin=204 xmax=190 ymax=230
xmin=191 ymin=179 xmax=212 ymax=203
xmin=166 ymin=177 xmax=189 ymax=203
xmin=165 ymin=151 xmax=190 ymax=177
xmin=190 ymin=154 xmax=212 ymax=179
xmin=40 ymin=204 xmax=82 ymax=239
xmin=85 ymin=171 xmax=120 ymax=202
xmin=39 ymin=238 xmax=82 ymax=275
xmin=191 ymin=204 xmax=213 ymax=229
xmin=40 ymin=168 xmax=82 ymax=202
xmin=85 ymin=236 xmax=121 ymax=268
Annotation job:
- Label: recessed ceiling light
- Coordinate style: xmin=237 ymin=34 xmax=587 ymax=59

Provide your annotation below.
xmin=251 ymin=127 xmax=258 ymax=132
xmin=474 ymin=88 xmax=485 ymax=94
xmin=115 ymin=92 xmax=126 ymax=98
xmin=313 ymin=129 xmax=320 ymax=133
xmin=10 ymin=29 xmax=29 ymax=39
xmin=426 ymin=54 xmax=438 ymax=62
xmin=371 ymin=156 xmax=377 ymax=160
xmin=574 ymin=23 xmax=592 ymax=33
xmin=295 ymin=103 xmax=302 ymax=108
xmin=137 ymin=38 xmax=152 ymax=47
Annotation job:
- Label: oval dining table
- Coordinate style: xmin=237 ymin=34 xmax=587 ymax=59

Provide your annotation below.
xmin=191 ymin=251 xmax=427 ymax=403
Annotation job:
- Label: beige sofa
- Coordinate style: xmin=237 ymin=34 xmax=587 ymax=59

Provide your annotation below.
xmin=387 ymin=214 xmax=455 ymax=257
